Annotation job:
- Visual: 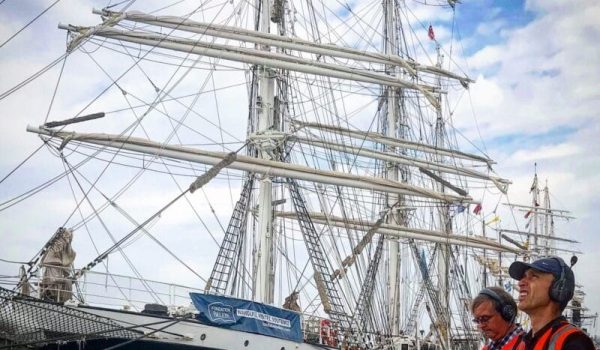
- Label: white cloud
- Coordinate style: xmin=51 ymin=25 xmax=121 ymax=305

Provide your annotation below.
xmin=466 ymin=45 xmax=502 ymax=70
xmin=509 ymin=143 xmax=581 ymax=164
xmin=455 ymin=0 xmax=600 ymax=141
xmin=455 ymin=0 xmax=600 ymax=329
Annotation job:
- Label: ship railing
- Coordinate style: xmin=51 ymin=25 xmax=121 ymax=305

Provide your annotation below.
xmin=21 ymin=269 xmax=387 ymax=347
xmin=22 ymin=268 xmax=203 ymax=312
xmin=303 ymin=315 xmax=340 ymax=347
xmin=78 ymin=270 xmax=204 ymax=311
xmin=302 ymin=315 xmax=374 ymax=348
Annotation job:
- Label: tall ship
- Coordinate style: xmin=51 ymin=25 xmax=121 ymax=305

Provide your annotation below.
xmin=1 ymin=0 xmax=590 ymax=349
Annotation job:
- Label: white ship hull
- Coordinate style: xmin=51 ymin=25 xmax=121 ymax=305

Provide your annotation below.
xmin=76 ymin=305 xmax=332 ymax=350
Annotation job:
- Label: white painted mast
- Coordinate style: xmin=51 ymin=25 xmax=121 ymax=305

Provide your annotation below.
xmin=433 ymin=42 xmax=451 ymax=348
xmin=254 ymin=0 xmax=276 ymax=304
xmin=542 ymin=180 xmax=553 ymax=256
xmin=531 ymin=170 xmax=540 ymax=260
xmin=383 ymin=0 xmax=401 ymax=334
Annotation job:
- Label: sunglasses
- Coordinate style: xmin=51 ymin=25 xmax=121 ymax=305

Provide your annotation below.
xmin=472 ymin=315 xmax=494 ymax=325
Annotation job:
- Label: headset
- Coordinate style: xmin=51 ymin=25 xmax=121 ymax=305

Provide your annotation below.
xmin=479 ymin=288 xmax=516 ymax=322
xmin=549 ymin=257 xmax=575 ymax=306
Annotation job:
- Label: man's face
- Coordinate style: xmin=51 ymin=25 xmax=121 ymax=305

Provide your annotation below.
xmin=472 ymin=300 xmax=510 ymax=341
xmin=517 ymin=268 xmax=554 ymax=312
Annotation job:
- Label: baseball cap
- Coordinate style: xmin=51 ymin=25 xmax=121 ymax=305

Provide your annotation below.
xmin=508 ymin=256 xmax=569 ymax=280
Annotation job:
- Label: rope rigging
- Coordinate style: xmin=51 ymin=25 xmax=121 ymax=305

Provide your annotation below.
xmin=0 ymin=1 xmax=525 ymax=348
xmin=74 ymin=150 xmax=239 ymax=281
xmin=0 ymin=0 xmax=62 ymax=49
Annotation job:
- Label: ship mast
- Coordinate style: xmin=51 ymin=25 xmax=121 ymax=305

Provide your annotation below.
xmin=542 ymin=180 xmax=553 ymax=256
xmin=531 ymin=168 xmax=539 ymax=256
xmin=433 ymin=42 xmax=452 ymax=348
xmin=383 ymin=0 xmax=402 ymax=334
xmin=254 ymin=0 xmax=276 ymax=303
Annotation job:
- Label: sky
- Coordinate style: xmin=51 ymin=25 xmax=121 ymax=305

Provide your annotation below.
xmin=1 ymin=0 xmax=599 ymax=338
xmin=453 ymin=0 xmax=600 ymax=335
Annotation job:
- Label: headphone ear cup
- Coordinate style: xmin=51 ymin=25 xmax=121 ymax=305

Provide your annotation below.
xmin=564 ymin=269 xmax=575 ymax=302
xmin=501 ymin=304 xmax=516 ymax=322
xmin=479 ymin=288 xmax=516 ymax=322
xmin=549 ymin=278 xmax=565 ymax=303
xmin=550 ymin=268 xmax=575 ymax=305
xmin=549 ymin=257 xmax=575 ymax=304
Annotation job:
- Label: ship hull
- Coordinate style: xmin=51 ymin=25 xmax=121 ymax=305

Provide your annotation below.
xmin=75 ymin=305 xmax=328 ymax=350
xmin=41 ymin=339 xmax=219 ymax=350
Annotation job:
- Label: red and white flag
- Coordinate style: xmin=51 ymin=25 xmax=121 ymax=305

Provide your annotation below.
xmin=428 ymin=25 xmax=435 ymax=40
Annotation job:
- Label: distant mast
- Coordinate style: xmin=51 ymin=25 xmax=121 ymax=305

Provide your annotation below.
xmin=542 ymin=180 xmax=553 ymax=256
xmin=531 ymin=168 xmax=539 ymax=256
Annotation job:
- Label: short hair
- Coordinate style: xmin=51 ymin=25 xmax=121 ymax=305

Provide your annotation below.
xmin=471 ymin=286 xmax=516 ymax=315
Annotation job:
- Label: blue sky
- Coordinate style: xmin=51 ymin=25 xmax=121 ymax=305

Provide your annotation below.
xmin=486 ymin=126 xmax=578 ymax=153
xmin=454 ymin=0 xmax=534 ymax=52
xmin=451 ymin=0 xmax=600 ymax=337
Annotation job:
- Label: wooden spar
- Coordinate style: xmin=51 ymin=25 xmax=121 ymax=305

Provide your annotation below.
xmin=274 ymin=212 xmax=521 ymax=253
xmin=293 ymin=120 xmax=497 ymax=166
xmin=498 ymin=228 xmax=579 ymax=244
xmin=294 ymin=135 xmax=510 ymax=193
xmin=502 ymin=202 xmax=573 ymax=215
xmin=419 ymin=167 xmax=468 ymax=196
xmin=26 ymin=126 xmax=474 ymax=203
xmin=500 ymin=234 xmax=527 ymax=250
xmin=59 ymin=25 xmax=441 ymax=109
xmin=93 ymin=9 xmax=475 ymax=85
xmin=44 ymin=112 xmax=105 ymax=128
xmin=514 ymin=208 xmax=575 ymax=220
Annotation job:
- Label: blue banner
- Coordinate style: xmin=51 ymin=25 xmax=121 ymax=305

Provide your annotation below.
xmin=190 ymin=293 xmax=302 ymax=342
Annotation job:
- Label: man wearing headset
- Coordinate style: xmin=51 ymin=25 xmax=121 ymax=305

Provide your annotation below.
xmin=471 ymin=286 xmax=524 ymax=350
xmin=509 ymin=256 xmax=594 ymax=350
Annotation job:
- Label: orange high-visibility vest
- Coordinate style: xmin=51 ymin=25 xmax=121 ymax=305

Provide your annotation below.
xmin=514 ymin=323 xmax=580 ymax=350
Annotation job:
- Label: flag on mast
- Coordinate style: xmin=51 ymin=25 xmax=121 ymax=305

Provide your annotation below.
xmin=486 ymin=215 xmax=501 ymax=226
xmin=428 ymin=25 xmax=435 ymax=40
